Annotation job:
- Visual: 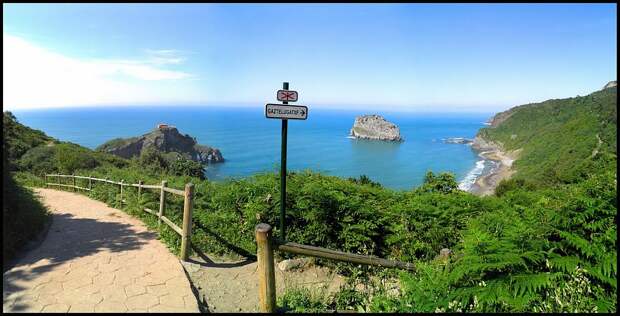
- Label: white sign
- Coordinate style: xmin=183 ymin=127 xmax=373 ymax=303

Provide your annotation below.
xmin=277 ymin=90 xmax=298 ymax=102
xmin=265 ymin=104 xmax=308 ymax=120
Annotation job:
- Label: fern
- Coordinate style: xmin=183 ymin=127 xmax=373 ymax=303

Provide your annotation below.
xmin=547 ymin=254 xmax=581 ymax=273
xmin=510 ymin=272 xmax=562 ymax=296
xmin=557 ymin=231 xmax=597 ymax=258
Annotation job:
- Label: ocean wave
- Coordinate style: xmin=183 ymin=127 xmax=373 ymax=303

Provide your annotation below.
xmin=458 ymin=159 xmax=486 ymax=191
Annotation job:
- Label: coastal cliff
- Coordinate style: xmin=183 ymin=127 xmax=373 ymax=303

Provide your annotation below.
xmin=469 ymin=80 xmax=616 ymax=196
xmin=97 ymin=125 xmax=224 ymax=164
xmin=349 ymin=115 xmax=402 ymax=141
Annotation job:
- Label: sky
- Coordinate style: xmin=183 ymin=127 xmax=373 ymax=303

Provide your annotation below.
xmin=3 ymin=3 xmax=617 ymax=112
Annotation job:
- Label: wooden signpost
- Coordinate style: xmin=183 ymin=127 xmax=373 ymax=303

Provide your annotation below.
xmin=265 ymin=82 xmax=308 ymax=240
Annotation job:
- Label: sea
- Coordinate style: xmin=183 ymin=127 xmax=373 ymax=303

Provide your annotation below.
xmin=11 ymin=106 xmax=494 ymax=191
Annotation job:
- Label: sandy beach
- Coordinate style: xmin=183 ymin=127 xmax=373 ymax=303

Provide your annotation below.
xmin=468 ymin=137 xmax=520 ymax=196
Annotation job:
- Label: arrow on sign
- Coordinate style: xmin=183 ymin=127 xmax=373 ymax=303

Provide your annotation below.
xmin=265 ymin=104 xmax=308 ymax=120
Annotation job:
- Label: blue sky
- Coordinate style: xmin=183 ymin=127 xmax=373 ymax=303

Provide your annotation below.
xmin=3 ymin=3 xmax=617 ymax=112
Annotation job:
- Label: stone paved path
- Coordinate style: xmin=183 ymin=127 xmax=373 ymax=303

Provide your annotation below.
xmin=2 ymin=189 xmax=200 ymax=313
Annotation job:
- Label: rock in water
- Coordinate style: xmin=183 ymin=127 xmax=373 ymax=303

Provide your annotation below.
xmin=443 ymin=137 xmax=473 ymax=144
xmin=97 ymin=125 xmax=224 ymax=164
xmin=349 ymin=114 xmax=403 ymax=141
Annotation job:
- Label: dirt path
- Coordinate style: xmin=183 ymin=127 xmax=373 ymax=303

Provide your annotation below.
xmin=2 ymin=188 xmax=200 ymax=313
xmin=182 ymin=253 xmax=347 ymax=312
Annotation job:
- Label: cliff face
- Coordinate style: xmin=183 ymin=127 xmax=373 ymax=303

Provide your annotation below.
xmin=97 ymin=126 xmax=224 ymax=164
xmin=349 ymin=115 xmax=402 ymax=141
xmin=603 ymin=80 xmax=617 ymax=90
xmin=471 ymin=134 xmax=503 ymax=152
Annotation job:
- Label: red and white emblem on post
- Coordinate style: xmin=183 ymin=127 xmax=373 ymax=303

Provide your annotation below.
xmin=277 ymin=90 xmax=298 ymax=102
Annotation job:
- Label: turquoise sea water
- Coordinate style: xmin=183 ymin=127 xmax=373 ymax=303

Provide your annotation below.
xmin=11 ymin=106 xmax=492 ymax=190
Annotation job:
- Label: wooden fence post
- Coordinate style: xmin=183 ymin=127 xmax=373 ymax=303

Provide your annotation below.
xmin=158 ymin=181 xmax=167 ymax=227
xmin=137 ymin=180 xmax=143 ymax=207
xmin=72 ymin=173 xmax=76 ymax=191
xmin=89 ymin=175 xmax=92 ymax=190
xmin=180 ymin=183 xmax=195 ymax=261
xmin=256 ymin=223 xmax=276 ymax=313
xmin=45 ymin=174 xmax=48 ymax=188
xmin=120 ymin=180 xmax=124 ymax=204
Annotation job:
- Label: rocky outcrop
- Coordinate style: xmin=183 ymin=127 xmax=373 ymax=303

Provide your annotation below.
xmin=97 ymin=126 xmax=223 ymax=164
xmin=349 ymin=114 xmax=402 ymax=141
xmin=486 ymin=109 xmax=516 ymax=128
xmin=443 ymin=137 xmax=473 ymax=144
xmin=603 ymin=80 xmax=617 ymax=90
xmin=471 ymin=134 xmax=510 ymax=153
xmin=277 ymin=258 xmax=312 ymax=271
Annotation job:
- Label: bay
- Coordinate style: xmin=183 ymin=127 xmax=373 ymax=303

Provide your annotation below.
xmin=11 ymin=105 xmax=492 ymax=190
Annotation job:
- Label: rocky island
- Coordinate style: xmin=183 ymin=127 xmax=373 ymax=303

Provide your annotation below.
xmin=443 ymin=137 xmax=473 ymax=144
xmin=349 ymin=114 xmax=402 ymax=141
xmin=96 ymin=124 xmax=224 ymax=164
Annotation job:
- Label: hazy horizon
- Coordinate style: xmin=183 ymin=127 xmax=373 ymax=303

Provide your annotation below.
xmin=3 ymin=3 xmax=617 ymax=112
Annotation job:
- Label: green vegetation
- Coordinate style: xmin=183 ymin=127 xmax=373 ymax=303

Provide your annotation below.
xmin=2 ymin=112 xmax=51 ymax=268
xmin=3 ymin=111 xmax=54 ymax=167
xmin=4 ymin=85 xmax=617 ymax=312
xmin=478 ymin=86 xmax=617 ymax=187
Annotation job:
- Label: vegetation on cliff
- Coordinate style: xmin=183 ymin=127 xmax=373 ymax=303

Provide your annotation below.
xmin=478 ymin=85 xmax=616 ymax=187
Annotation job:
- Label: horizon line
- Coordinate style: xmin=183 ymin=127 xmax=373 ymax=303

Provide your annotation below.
xmin=5 ymin=102 xmax=501 ymax=114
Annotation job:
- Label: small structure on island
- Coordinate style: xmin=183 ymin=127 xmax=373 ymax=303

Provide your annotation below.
xmin=349 ymin=114 xmax=403 ymax=141
xmin=157 ymin=123 xmax=175 ymax=129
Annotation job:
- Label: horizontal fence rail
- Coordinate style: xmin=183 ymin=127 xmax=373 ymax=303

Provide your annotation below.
xmin=46 ymin=183 xmax=91 ymax=191
xmin=255 ymin=223 xmax=416 ymax=312
xmin=163 ymin=187 xmax=185 ymax=196
xmin=45 ymin=173 xmax=194 ymax=260
xmin=274 ymin=239 xmax=415 ymax=271
xmin=139 ymin=184 xmax=164 ymax=190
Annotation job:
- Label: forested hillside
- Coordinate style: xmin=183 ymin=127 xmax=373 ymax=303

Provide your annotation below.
xmin=479 ymin=85 xmax=617 ymax=187
xmin=4 ymin=83 xmax=617 ymax=312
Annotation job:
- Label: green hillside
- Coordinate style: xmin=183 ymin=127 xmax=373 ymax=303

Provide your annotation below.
xmin=2 ymin=112 xmax=51 ymax=267
xmin=478 ymin=85 xmax=617 ymax=187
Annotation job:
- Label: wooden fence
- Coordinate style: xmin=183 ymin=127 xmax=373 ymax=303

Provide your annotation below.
xmin=45 ymin=174 xmax=195 ymax=261
xmin=254 ymin=223 xmax=415 ymax=312
xmin=44 ymin=174 xmax=415 ymax=312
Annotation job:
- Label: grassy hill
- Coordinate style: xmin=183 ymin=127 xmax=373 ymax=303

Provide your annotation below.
xmin=478 ymin=85 xmax=617 ymax=187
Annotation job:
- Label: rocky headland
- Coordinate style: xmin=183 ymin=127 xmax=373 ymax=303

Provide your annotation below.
xmin=602 ymin=80 xmax=617 ymax=90
xmin=349 ymin=114 xmax=402 ymax=141
xmin=97 ymin=125 xmax=224 ymax=164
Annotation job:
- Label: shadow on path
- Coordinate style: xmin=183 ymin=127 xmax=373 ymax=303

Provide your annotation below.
xmin=3 ymin=211 xmax=156 ymax=310
xmin=189 ymin=245 xmax=255 ymax=269
xmin=189 ymin=221 xmax=256 ymax=268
